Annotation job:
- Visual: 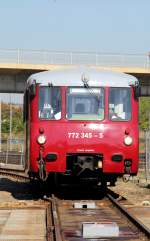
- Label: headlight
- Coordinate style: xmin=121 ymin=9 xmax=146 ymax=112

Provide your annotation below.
xmin=124 ymin=136 xmax=133 ymax=146
xmin=37 ymin=135 xmax=46 ymax=145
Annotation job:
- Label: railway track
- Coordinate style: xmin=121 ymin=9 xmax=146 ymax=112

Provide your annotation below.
xmin=48 ymin=193 xmax=150 ymax=241
xmin=0 ymin=168 xmax=29 ymax=182
xmin=0 ymin=169 xmax=150 ymax=240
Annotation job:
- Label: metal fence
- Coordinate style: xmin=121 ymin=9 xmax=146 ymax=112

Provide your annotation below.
xmin=145 ymin=131 xmax=150 ymax=180
xmin=0 ymin=48 xmax=150 ymax=68
xmin=0 ymin=138 xmax=24 ymax=170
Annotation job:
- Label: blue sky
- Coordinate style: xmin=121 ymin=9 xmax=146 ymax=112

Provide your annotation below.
xmin=0 ymin=0 xmax=150 ymax=54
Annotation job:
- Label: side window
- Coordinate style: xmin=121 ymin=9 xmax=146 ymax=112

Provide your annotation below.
xmin=109 ymin=88 xmax=131 ymax=121
xmin=39 ymin=87 xmax=61 ymax=120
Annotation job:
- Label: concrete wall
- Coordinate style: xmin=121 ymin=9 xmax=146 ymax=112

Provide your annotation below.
xmin=0 ymin=69 xmax=37 ymax=93
xmin=0 ymin=74 xmax=27 ymax=93
xmin=0 ymin=64 xmax=149 ymax=93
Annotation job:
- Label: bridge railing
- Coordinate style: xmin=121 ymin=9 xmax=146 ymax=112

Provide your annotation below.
xmin=0 ymin=48 xmax=149 ymax=68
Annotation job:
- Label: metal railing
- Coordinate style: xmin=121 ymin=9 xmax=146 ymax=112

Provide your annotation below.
xmin=0 ymin=138 xmax=24 ymax=168
xmin=145 ymin=131 xmax=150 ymax=180
xmin=0 ymin=48 xmax=150 ymax=68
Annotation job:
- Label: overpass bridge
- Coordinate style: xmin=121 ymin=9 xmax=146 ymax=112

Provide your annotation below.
xmin=0 ymin=49 xmax=150 ymax=92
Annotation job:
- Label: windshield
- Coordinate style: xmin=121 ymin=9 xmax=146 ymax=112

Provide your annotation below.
xmin=39 ymin=86 xmax=61 ymax=120
xmin=67 ymin=87 xmax=104 ymax=120
xmin=109 ymin=88 xmax=131 ymax=121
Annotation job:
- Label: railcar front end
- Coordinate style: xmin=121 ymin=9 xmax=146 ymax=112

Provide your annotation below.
xmin=24 ymin=69 xmax=139 ymax=185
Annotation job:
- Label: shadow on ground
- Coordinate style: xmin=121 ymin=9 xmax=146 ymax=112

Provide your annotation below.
xmin=0 ymin=177 xmax=113 ymax=201
xmin=0 ymin=177 xmax=44 ymax=200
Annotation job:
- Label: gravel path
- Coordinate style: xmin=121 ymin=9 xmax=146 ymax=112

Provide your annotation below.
xmin=110 ymin=176 xmax=150 ymax=206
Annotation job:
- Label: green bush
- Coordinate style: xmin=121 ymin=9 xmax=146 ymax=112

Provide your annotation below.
xmin=139 ymin=97 xmax=150 ymax=130
xmin=1 ymin=103 xmax=24 ymax=135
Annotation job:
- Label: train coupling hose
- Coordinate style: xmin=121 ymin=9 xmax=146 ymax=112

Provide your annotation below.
xmin=38 ymin=149 xmax=48 ymax=181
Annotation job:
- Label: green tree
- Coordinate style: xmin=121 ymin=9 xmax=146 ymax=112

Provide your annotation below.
xmin=1 ymin=102 xmax=24 ymax=136
xmin=12 ymin=106 xmax=24 ymax=134
xmin=1 ymin=103 xmax=10 ymax=134
xmin=139 ymin=97 xmax=150 ymax=130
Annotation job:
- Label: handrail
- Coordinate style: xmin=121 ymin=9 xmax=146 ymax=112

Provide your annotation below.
xmin=0 ymin=48 xmax=149 ymax=68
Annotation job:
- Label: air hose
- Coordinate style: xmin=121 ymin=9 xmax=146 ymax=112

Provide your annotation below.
xmin=38 ymin=151 xmax=48 ymax=181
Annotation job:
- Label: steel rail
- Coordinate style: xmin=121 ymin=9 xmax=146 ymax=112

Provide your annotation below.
xmin=0 ymin=168 xmax=29 ymax=182
xmin=51 ymin=195 xmax=63 ymax=241
xmin=46 ymin=203 xmax=54 ymax=241
xmin=0 ymin=169 xmax=149 ymax=240
xmin=107 ymin=193 xmax=150 ymax=239
xmin=49 ymin=193 xmax=150 ymax=241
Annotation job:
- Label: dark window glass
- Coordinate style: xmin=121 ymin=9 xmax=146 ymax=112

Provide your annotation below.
xmin=67 ymin=88 xmax=104 ymax=120
xmin=109 ymin=88 xmax=131 ymax=121
xmin=39 ymin=87 xmax=61 ymax=120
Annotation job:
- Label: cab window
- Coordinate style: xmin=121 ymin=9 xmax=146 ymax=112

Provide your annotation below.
xmin=39 ymin=86 xmax=61 ymax=120
xmin=109 ymin=88 xmax=131 ymax=121
xmin=67 ymin=87 xmax=104 ymax=120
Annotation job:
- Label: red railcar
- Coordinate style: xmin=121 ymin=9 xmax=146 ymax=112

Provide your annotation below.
xmin=24 ymin=67 xmax=139 ymax=185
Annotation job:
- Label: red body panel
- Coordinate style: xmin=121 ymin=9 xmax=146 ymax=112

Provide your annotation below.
xmin=29 ymin=86 xmax=139 ymax=175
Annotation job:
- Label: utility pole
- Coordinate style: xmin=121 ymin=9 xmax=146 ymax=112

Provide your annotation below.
xmin=0 ymin=100 xmax=1 ymax=153
xmin=9 ymin=95 xmax=12 ymax=151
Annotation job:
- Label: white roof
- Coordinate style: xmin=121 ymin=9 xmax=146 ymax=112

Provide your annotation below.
xmin=27 ymin=67 xmax=138 ymax=88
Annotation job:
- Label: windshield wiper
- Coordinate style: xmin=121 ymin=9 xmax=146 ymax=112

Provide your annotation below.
xmin=81 ymin=75 xmax=100 ymax=103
